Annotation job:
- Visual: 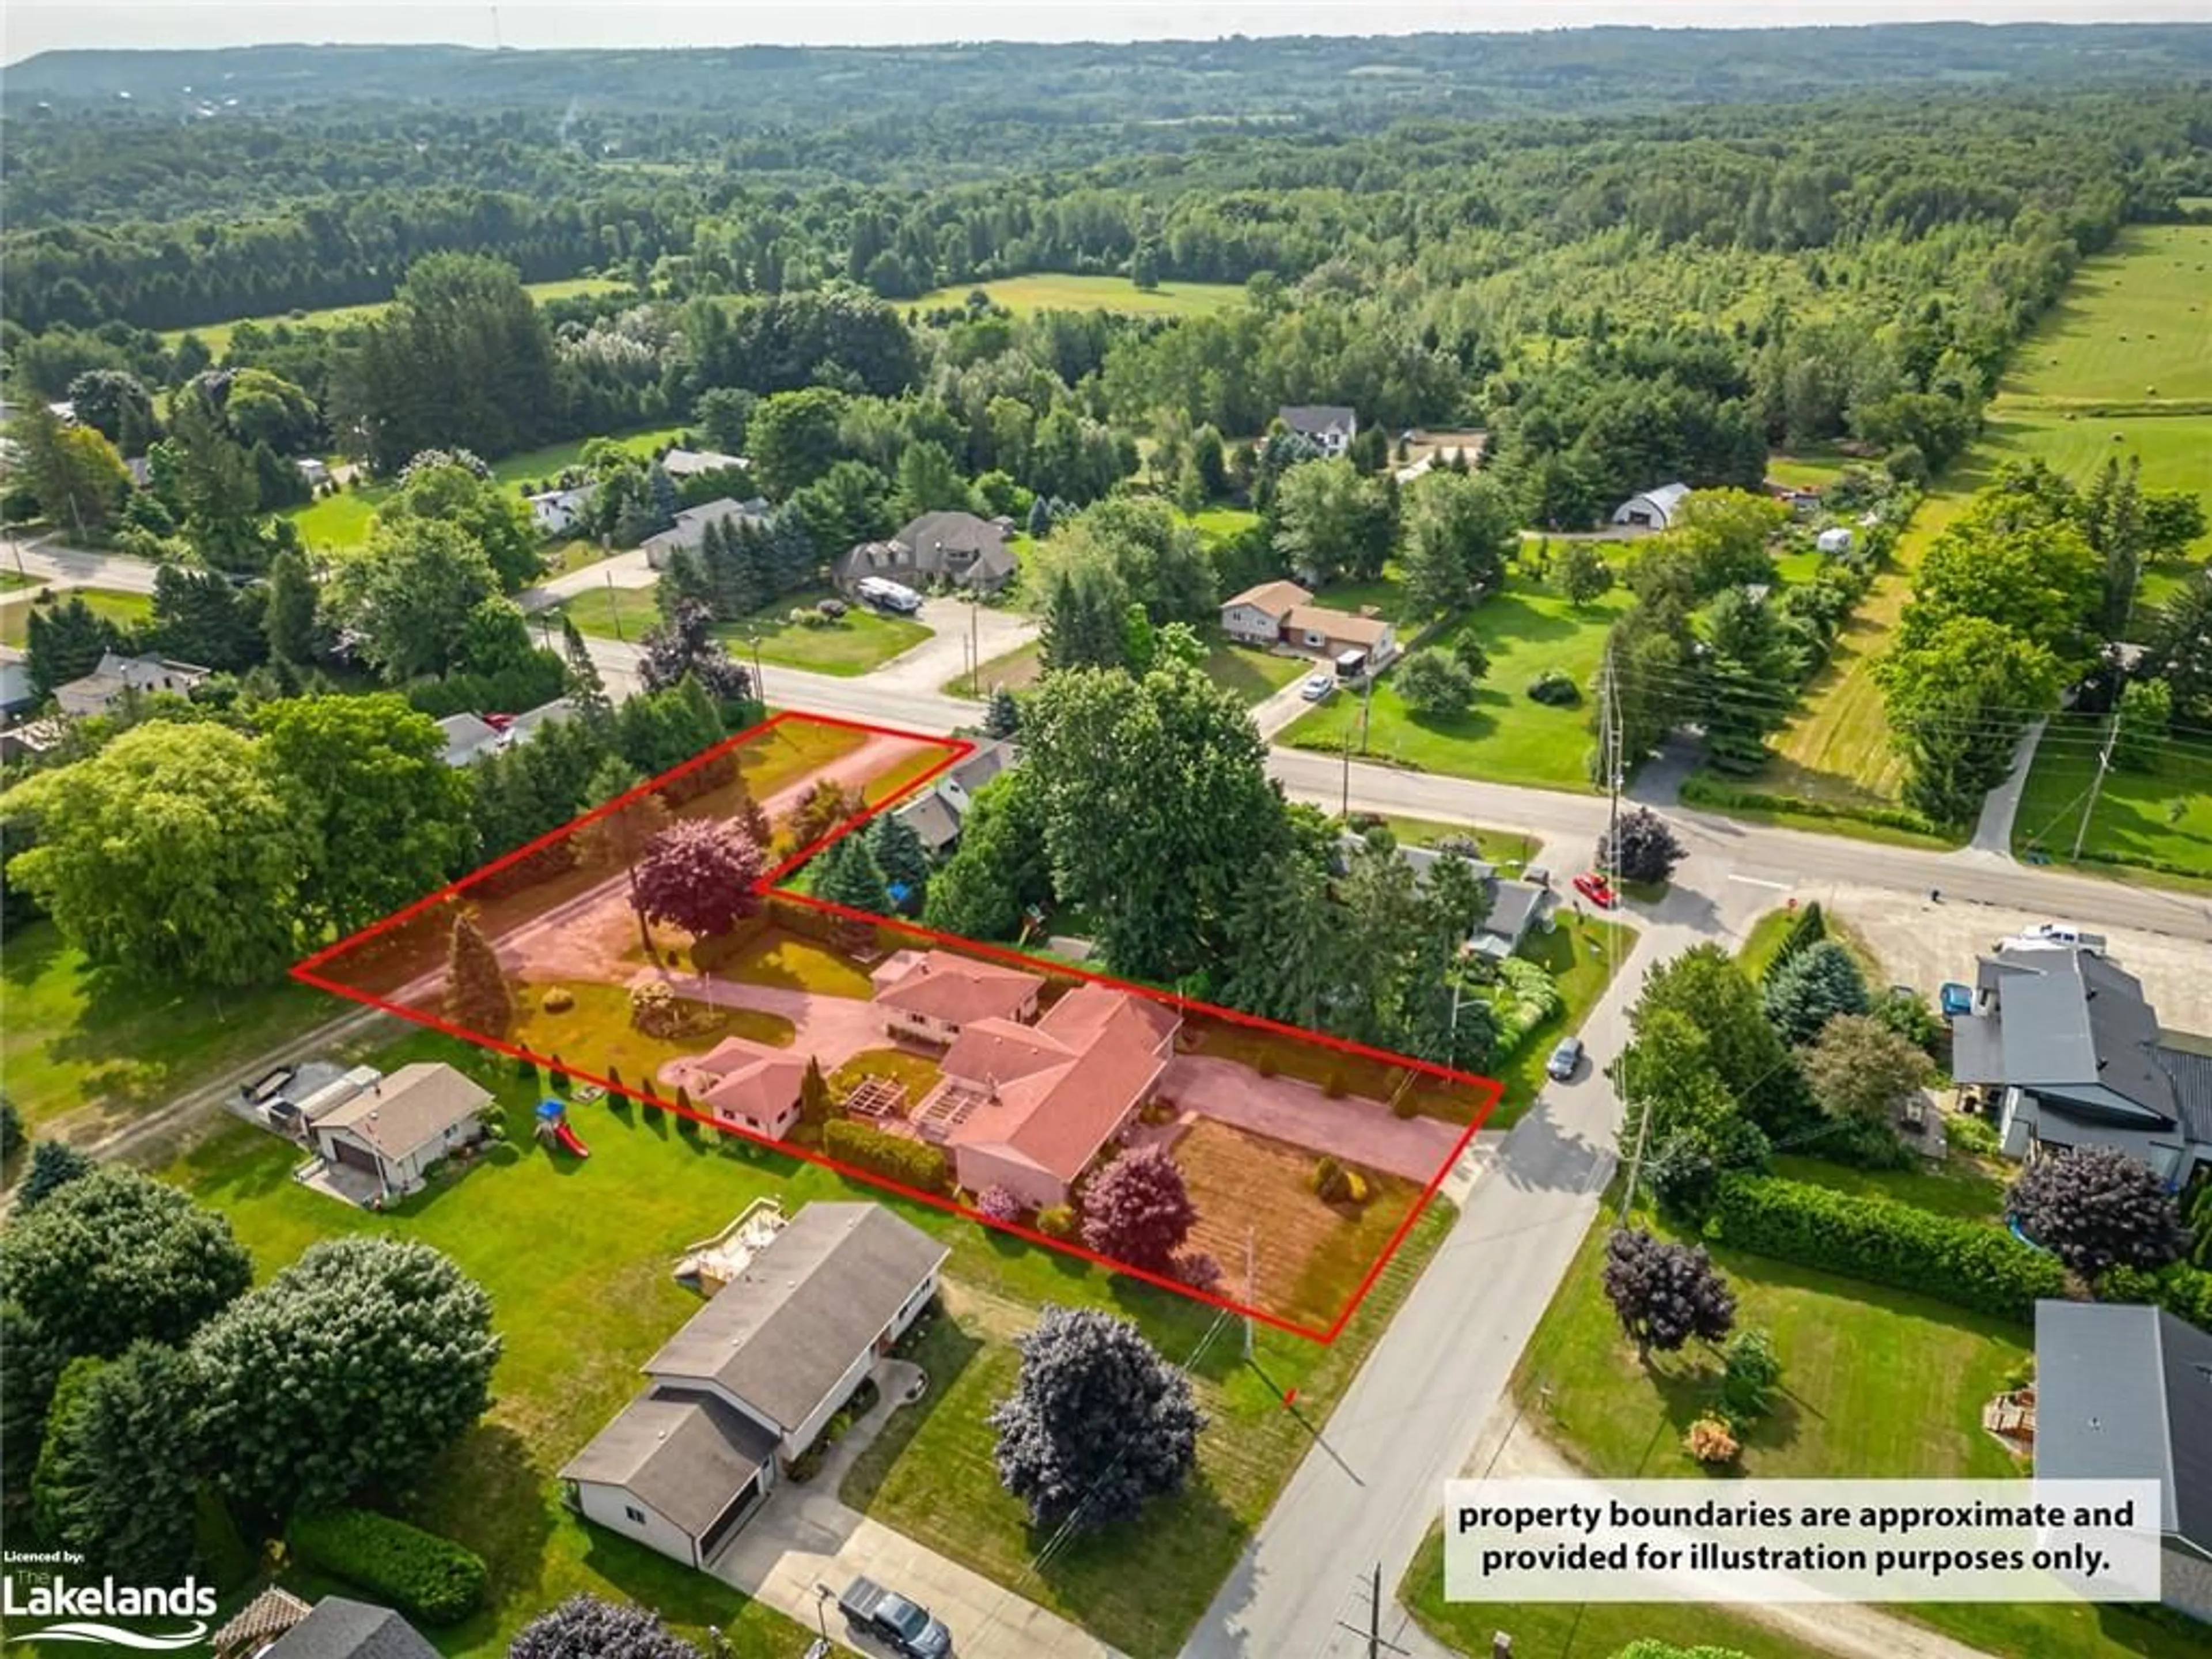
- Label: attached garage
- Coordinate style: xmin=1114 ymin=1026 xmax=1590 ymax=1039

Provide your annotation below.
xmin=308 ymin=1062 xmax=491 ymax=1200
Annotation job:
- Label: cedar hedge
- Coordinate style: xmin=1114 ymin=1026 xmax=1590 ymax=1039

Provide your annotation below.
xmin=2101 ymin=1261 xmax=2212 ymax=1335
xmin=824 ymin=1119 xmax=950 ymax=1194
xmin=287 ymin=1509 xmax=488 ymax=1624
xmin=1708 ymin=1175 xmax=2066 ymax=1324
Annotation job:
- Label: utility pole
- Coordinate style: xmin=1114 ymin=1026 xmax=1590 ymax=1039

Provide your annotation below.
xmin=748 ymin=630 xmax=766 ymax=704
xmin=1601 ymin=639 xmax=1623 ymax=880
xmin=1340 ymin=724 xmax=1353 ymax=821
xmin=2071 ymin=695 xmax=2124 ymax=862
xmin=605 ymin=566 xmax=623 ymax=642
xmin=1332 ymin=1565 xmax=1411 ymax=1659
xmin=969 ymin=592 xmax=980 ymax=698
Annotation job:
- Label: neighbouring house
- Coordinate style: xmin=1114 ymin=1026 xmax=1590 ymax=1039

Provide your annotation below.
xmin=659 ymin=447 xmax=749 ymax=481
xmin=1339 ymin=834 xmax=1557 ymax=961
xmin=0 ymin=644 xmax=36 ymax=717
xmin=435 ymin=696 xmax=575 ymax=767
xmin=1278 ymin=404 xmax=1358 ymax=457
xmin=641 ymin=497 xmax=772 ymax=570
xmin=561 ymin=1202 xmax=946 ymax=1569
xmin=0 ymin=714 xmax=68 ymax=763
xmin=1815 ymin=526 xmax=1855 ymax=556
xmin=1764 ymin=479 xmax=1822 ymax=514
xmin=210 ymin=1586 xmax=315 ymax=1659
xmin=1219 ymin=579 xmax=1399 ymax=671
xmin=1611 ymin=482 xmax=1692 ymax=532
xmin=919 ymin=985 xmax=1181 ymax=1211
xmin=871 ymin=948 xmax=1044 ymax=1044
xmin=891 ymin=739 xmax=1016 ymax=856
xmin=296 ymin=457 xmax=333 ymax=491
xmin=659 ymin=1036 xmax=808 ymax=1141
xmin=307 ymin=1062 xmax=491 ymax=1199
xmin=832 ymin=510 xmax=1017 ymax=597
xmin=525 ymin=482 xmax=596 ymax=536
xmin=1952 ymin=941 xmax=2212 ymax=1186
xmin=53 ymin=651 xmax=213 ymax=718
xmin=2034 ymin=1300 xmax=2212 ymax=1621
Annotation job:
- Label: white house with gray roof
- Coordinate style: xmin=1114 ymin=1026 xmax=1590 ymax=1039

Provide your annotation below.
xmin=641 ymin=496 xmax=772 ymax=569
xmin=2035 ymin=1300 xmax=2212 ymax=1620
xmin=1952 ymin=941 xmax=2212 ymax=1186
xmin=1278 ymin=404 xmax=1358 ymax=456
xmin=561 ymin=1203 xmax=946 ymax=1569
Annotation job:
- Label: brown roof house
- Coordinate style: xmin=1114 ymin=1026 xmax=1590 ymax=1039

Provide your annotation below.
xmin=919 ymin=985 xmax=1180 ymax=1211
xmin=870 ymin=947 xmax=1044 ymax=1045
xmin=307 ymin=1062 xmax=491 ymax=1201
xmin=561 ymin=1202 xmax=946 ymax=1570
xmin=1220 ymin=580 xmax=1398 ymax=671
xmin=659 ymin=1036 xmax=809 ymax=1142
xmin=833 ymin=510 xmax=1016 ymax=596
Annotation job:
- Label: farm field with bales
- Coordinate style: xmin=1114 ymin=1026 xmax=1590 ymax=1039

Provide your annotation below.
xmin=911 ymin=273 xmax=1244 ymax=319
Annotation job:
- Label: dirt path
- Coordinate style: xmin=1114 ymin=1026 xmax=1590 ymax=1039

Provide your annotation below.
xmin=1160 ymin=1054 xmax=1463 ymax=1182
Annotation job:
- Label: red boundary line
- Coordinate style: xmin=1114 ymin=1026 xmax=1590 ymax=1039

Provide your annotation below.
xmin=291 ymin=710 xmax=1499 ymax=1346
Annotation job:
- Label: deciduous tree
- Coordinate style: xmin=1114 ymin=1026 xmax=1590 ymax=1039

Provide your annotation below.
xmin=382 ymin=454 xmax=543 ymax=590
xmin=0 ymin=1168 xmax=251 ymax=1363
xmin=1400 ymin=469 xmax=1516 ymax=616
xmin=509 ymin=1596 xmax=704 ymax=1659
xmin=1600 ymin=1228 xmax=1736 ymax=1361
xmin=1558 ymin=542 xmax=1616 ymax=606
xmin=1599 ymin=806 xmax=1686 ymax=884
xmin=1395 ymin=649 xmax=1476 ymax=719
xmin=634 ymin=820 xmax=766 ymax=940
xmin=2006 ymin=1146 xmax=2186 ymax=1279
xmin=989 ymin=1306 xmax=1205 ymax=1530
xmin=1272 ymin=457 xmax=1391 ymax=585
xmin=1801 ymin=1013 xmax=1929 ymax=1126
xmin=1080 ymin=1145 xmax=1196 ymax=1274
xmin=195 ymin=1236 xmax=500 ymax=1517
xmin=5 ymin=723 xmax=312 ymax=986
xmin=331 ymin=517 xmax=501 ymax=680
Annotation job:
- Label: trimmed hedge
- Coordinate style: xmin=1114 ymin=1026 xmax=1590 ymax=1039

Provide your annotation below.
xmin=287 ymin=1510 xmax=487 ymax=1625
xmin=2102 ymin=1261 xmax=2212 ymax=1334
xmin=1708 ymin=1175 xmax=2066 ymax=1325
xmin=824 ymin=1119 xmax=950 ymax=1194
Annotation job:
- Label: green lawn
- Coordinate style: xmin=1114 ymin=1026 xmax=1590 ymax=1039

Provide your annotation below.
xmin=512 ymin=980 xmax=794 ymax=1095
xmin=2014 ymin=715 xmax=2212 ymax=880
xmin=1767 ymin=1152 xmax=2009 ymax=1224
xmin=0 ymin=586 xmax=155 ymax=648
xmin=1498 ymin=1207 xmax=2205 ymax=1659
xmin=947 ymin=638 xmax=1041 ymax=696
xmin=165 ymin=1019 xmax=1453 ymax=1659
xmin=1764 ymin=225 xmax=2212 ymax=821
xmin=0 ymin=921 xmax=334 ymax=1134
xmin=285 ymin=425 xmax=686 ymax=554
xmin=562 ymin=585 xmax=933 ymax=677
xmin=1358 ymin=816 xmax=1543 ymax=868
xmin=840 ymin=1202 xmax=1455 ymax=1658
xmin=1763 ymin=448 xmax=1858 ymax=491
xmin=1281 ymin=585 xmax=1628 ymax=791
xmin=1486 ymin=916 xmax=1634 ymax=1131
xmin=1403 ymin=1528 xmax=1827 ymax=1659
xmin=161 ymin=276 xmax=634 ymax=359
xmin=911 ymin=273 xmax=1244 ymax=319
xmin=1200 ymin=641 xmax=1306 ymax=704
xmin=1182 ymin=505 xmax=1264 ymax=546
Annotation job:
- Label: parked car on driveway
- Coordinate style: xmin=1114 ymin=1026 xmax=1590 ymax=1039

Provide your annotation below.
xmin=1298 ymin=671 xmax=1335 ymax=702
xmin=1571 ymin=872 xmax=1617 ymax=908
xmin=839 ymin=1576 xmax=952 ymax=1658
xmin=1546 ymin=1036 xmax=1585 ymax=1082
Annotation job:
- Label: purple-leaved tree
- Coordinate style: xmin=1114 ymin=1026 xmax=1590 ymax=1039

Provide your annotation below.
xmin=632 ymin=820 xmax=766 ymax=941
xmin=1080 ymin=1143 xmax=1195 ymax=1275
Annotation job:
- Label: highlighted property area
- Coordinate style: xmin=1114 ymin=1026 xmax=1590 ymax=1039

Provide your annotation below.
xmin=295 ymin=711 xmax=1498 ymax=1340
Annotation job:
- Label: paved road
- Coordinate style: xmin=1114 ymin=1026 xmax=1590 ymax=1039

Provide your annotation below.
xmin=2 ymin=533 xmax=162 ymax=593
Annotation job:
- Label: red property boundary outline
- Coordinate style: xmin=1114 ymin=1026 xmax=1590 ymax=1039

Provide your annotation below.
xmin=294 ymin=709 xmax=1501 ymax=1345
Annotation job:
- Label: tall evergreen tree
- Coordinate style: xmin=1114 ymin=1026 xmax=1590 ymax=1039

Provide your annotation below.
xmin=264 ymin=547 xmax=323 ymax=665
xmin=865 ymin=813 xmax=932 ymax=904
xmin=24 ymin=596 xmax=119 ymax=698
xmin=446 ymin=910 xmax=515 ymax=1039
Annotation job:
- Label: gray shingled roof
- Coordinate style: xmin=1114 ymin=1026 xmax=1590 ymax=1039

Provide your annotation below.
xmin=1954 ymin=947 xmax=2174 ymax=1122
xmin=1279 ymin=404 xmax=1355 ymax=434
xmin=2035 ymin=1300 xmax=2212 ymax=1551
xmin=263 ymin=1599 xmax=438 ymax=1659
xmin=644 ymin=1203 xmax=946 ymax=1431
xmin=558 ymin=1387 xmax=778 ymax=1535
xmin=2156 ymin=1044 xmax=2212 ymax=1147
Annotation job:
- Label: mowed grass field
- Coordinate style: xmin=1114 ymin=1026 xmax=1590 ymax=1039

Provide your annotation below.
xmin=286 ymin=424 xmax=685 ymax=552
xmin=0 ymin=585 xmax=154 ymax=647
xmin=161 ymin=275 xmax=631 ymax=359
xmin=559 ymin=583 xmax=932 ymax=676
xmin=911 ymin=272 xmax=1244 ymax=319
xmin=1770 ymin=225 xmax=2212 ymax=819
xmin=1281 ymin=581 xmax=1629 ymax=791
xmin=2013 ymin=711 xmax=2212 ymax=881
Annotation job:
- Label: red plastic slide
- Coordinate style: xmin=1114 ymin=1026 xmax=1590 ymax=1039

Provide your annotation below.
xmin=552 ymin=1122 xmax=590 ymax=1158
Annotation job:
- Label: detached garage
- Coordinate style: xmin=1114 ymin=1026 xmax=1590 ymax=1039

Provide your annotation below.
xmin=309 ymin=1062 xmax=491 ymax=1200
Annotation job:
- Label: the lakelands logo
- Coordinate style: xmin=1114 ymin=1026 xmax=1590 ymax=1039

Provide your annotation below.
xmin=2 ymin=1558 xmax=217 ymax=1650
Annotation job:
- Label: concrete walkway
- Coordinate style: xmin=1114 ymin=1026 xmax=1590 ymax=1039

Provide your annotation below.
xmin=1158 ymin=1054 xmax=1464 ymax=1184
xmin=712 ymin=1357 xmax=1126 ymax=1659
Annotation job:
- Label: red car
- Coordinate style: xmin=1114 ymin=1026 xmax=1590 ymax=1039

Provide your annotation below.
xmin=1572 ymin=872 xmax=1618 ymax=909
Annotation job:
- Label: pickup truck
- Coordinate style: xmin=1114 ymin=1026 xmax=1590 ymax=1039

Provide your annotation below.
xmin=837 ymin=1576 xmax=953 ymax=1658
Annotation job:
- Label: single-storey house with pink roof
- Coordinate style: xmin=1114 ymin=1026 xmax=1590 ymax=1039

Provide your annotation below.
xmin=869 ymin=948 xmax=1044 ymax=1046
xmin=661 ymin=1037 xmax=809 ymax=1141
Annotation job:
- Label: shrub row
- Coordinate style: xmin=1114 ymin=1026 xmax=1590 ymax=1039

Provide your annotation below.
xmin=1707 ymin=1175 xmax=2066 ymax=1325
xmin=287 ymin=1510 xmax=487 ymax=1625
xmin=2101 ymin=1261 xmax=2212 ymax=1335
xmin=1678 ymin=777 xmax=1940 ymax=838
xmin=824 ymin=1119 xmax=950 ymax=1194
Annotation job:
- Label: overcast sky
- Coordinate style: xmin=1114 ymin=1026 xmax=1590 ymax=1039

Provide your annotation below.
xmin=6 ymin=2 xmax=2206 ymax=62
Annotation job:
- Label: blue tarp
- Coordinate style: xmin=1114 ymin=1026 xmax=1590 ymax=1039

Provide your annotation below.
xmin=536 ymin=1099 xmax=566 ymax=1120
